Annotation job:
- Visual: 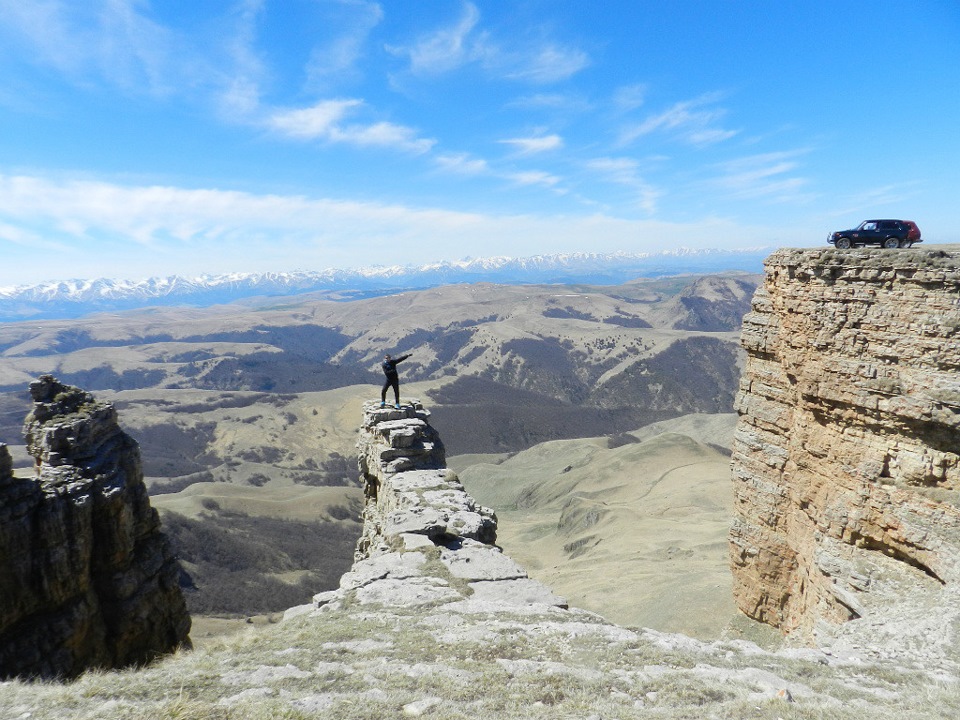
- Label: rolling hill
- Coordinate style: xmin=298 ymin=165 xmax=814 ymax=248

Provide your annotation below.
xmin=454 ymin=413 xmax=742 ymax=639
xmin=0 ymin=271 xmax=759 ymax=627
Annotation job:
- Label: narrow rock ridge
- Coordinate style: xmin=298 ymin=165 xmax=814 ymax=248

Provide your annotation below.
xmin=290 ymin=399 xmax=566 ymax=618
xmin=0 ymin=375 xmax=191 ymax=679
xmin=730 ymin=247 xmax=960 ymax=656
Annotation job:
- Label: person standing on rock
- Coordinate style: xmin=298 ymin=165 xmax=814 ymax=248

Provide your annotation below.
xmin=380 ymin=352 xmax=411 ymax=408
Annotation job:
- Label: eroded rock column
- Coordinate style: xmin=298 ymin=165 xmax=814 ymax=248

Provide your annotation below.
xmin=0 ymin=375 xmax=191 ymax=679
xmin=296 ymin=399 xmax=566 ymax=616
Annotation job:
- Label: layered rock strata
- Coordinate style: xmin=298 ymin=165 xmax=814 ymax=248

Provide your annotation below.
xmin=0 ymin=376 xmax=191 ymax=679
xmin=730 ymin=247 xmax=960 ymax=644
xmin=292 ymin=399 xmax=566 ymax=617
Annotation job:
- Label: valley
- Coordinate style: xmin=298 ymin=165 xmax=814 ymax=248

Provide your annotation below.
xmin=454 ymin=413 xmax=742 ymax=638
xmin=0 ymin=271 xmax=758 ymax=634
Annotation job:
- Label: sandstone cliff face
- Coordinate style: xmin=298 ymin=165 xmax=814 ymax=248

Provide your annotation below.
xmin=731 ymin=247 xmax=960 ymax=643
xmin=0 ymin=376 xmax=191 ymax=679
xmin=290 ymin=399 xmax=566 ymax=618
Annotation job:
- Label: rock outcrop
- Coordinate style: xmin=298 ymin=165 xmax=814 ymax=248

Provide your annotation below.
xmin=289 ymin=399 xmax=566 ymax=618
xmin=0 ymin=375 xmax=191 ymax=679
xmin=730 ymin=247 xmax=960 ymax=651
xmin=7 ymin=388 xmax=960 ymax=717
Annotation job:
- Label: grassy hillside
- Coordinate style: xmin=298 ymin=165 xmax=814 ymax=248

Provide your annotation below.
xmin=2 ymin=551 xmax=956 ymax=720
xmin=0 ymin=273 xmax=758 ymax=621
xmin=454 ymin=414 xmax=742 ymax=638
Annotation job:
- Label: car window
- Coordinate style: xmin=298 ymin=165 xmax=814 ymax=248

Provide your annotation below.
xmin=862 ymin=222 xmax=877 ymax=231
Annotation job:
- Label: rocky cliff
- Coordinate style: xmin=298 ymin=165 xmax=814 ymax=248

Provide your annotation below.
xmin=290 ymin=399 xmax=567 ymax=616
xmin=0 ymin=375 xmax=191 ymax=679
xmin=5 ymin=391 xmax=960 ymax=717
xmin=730 ymin=247 xmax=960 ymax=651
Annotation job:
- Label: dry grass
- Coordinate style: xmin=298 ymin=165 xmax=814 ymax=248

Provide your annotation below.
xmin=457 ymin=421 xmax=745 ymax=639
xmin=3 ymin=598 xmax=958 ymax=720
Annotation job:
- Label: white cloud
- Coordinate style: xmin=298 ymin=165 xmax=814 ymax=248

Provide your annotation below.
xmin=305 ymin=1 xmax=384 ymax=89
xmin=213 ymin=0 xmax=268 ymax=120
xmin=212 ymin=7 xmax=433 ymax=155
xmin=498 ymin=134 xmax=564 ymax=155
xmin=502 ymin=44 xmax=589 ymax=84
xmin=0 ymin=0 xmax=273 ymax=115
xmin=267 ymin=99 xmax=435 ymax=152
xmin=219 ymin=76 xmax=262 ymax=118
xmin=0 ymin=172 xmax=789 ymax=285
xmin=621 ymin=93 xmax=738 ymax=147
xmin=505 ymin=93 xmax=593 ymax=117
xmin=613 ymin=83 xmax=647 ymax=112
xmin=387 ymin=1 xmax=481 ymax=75
xmin=388 ymin=2 xmax=587 ymax=85
xmin=0 ymin=0 xmax=178 ymax=94
xmin=585 ymin=157 xmax=660 ymax=214
xmin=434 ymin=153 xmax=490 ymax=176
xmin=706 ymin=150 xmax=811 ymax=202
xmin=332 ymin=120 xmax=435 ymax=152
xmin=686 ymin=128 xmax=739 ymax=145
xmin=826 ymin=184 xmax=920 ymax=218
xmin=434 ymin=152 xmax=563 ymax=193
xmin=506 ymin=170 xmax=561 ymax=188
xmin=268 ymin=99 xmax=364 ymax=138
xmin=586 ymin=157 xmax=641 ymax=185
xmin=0 ymin=220 xmax=64 ymax=250
xmin=96 ymin=0 xmax=177 ymax=92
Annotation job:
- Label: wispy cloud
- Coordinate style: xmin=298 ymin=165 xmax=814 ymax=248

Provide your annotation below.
xmin=388 ymin=2 xmax=588 ymax=84
xmin=506 ymin=170 xmax=562 ymax=188
xmin=0 ymin=220 xmax=64 ymax=250
xmin=498 ymin=134 xmax=564 ymax=155
xmin=613 ymin=83 xmax=647 ymax=112
xmin=305 ymin=0 xmax=385 ymax=90
xmin=706 ymin=150 xmax=811 ymax=202
xmin=621 ymin=93 xmax=738 ymax=147
xmin=434 ymin=153 xmax=490 ymax=176
xmin=214 ymin=0 xmax=268 ymax=118
xmin=0 ymin=172 xmax=788 ymax=284
xmin=267 ymin=99 xmax=435 ymax=152
xmin=0 ymin=0 xmax=178 ymax=94
xmin=501 ymin=44 xmax=589 ymax=84
xmin=826 ymin=183 xmax=921 ymax=218
xmin=208 ymin=4 xmax=431 ymax=154
xmin=585 ymin=157 xmax=660 ymax=213
xmin=433 ymin=150 xmax=564 ymax=193
xmin=267 ymin=99 xmax=362 ymax=138
xmin=387 ymin=1 xmax=481 ymax=75
xmin=506 ymin=93 xmax=593 ymax=113
xmin=0 ymin=0 xmax=275 ymax=117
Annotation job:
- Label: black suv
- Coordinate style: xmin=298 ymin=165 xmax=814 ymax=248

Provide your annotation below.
xmin=827 ymin=219 xmax=921 ymax=249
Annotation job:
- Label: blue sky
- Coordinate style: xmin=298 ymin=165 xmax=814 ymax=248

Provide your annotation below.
xmin=1 ymin=0 xmax=958 ymax=286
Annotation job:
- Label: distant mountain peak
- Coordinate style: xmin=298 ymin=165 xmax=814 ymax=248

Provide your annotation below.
xmin=0 ymin=247 xmax=770 ymax=322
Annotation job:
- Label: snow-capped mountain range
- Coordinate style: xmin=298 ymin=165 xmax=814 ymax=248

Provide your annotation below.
xmin=0 ymin=248 xmax=770 ymax=322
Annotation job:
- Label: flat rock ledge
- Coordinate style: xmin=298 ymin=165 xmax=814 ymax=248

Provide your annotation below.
xmin=286 ymin=399 xmax=567 ymax=619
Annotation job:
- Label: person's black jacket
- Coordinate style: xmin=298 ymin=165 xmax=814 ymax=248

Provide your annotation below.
xmin=381 ymin=354 xmax=410 ymax=378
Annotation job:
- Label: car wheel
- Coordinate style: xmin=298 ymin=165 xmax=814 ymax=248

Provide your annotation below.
xmin=835 ymin=237 xmax=851 ymax=249
xmin=898 ymin=239 xmax=912 ymax=248
xmin=882 ymin=237 xmax=900 ymax=249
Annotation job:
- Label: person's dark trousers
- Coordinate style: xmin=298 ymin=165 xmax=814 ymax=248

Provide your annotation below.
xmin=382 ymin=376 xmax=400 ymax=403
